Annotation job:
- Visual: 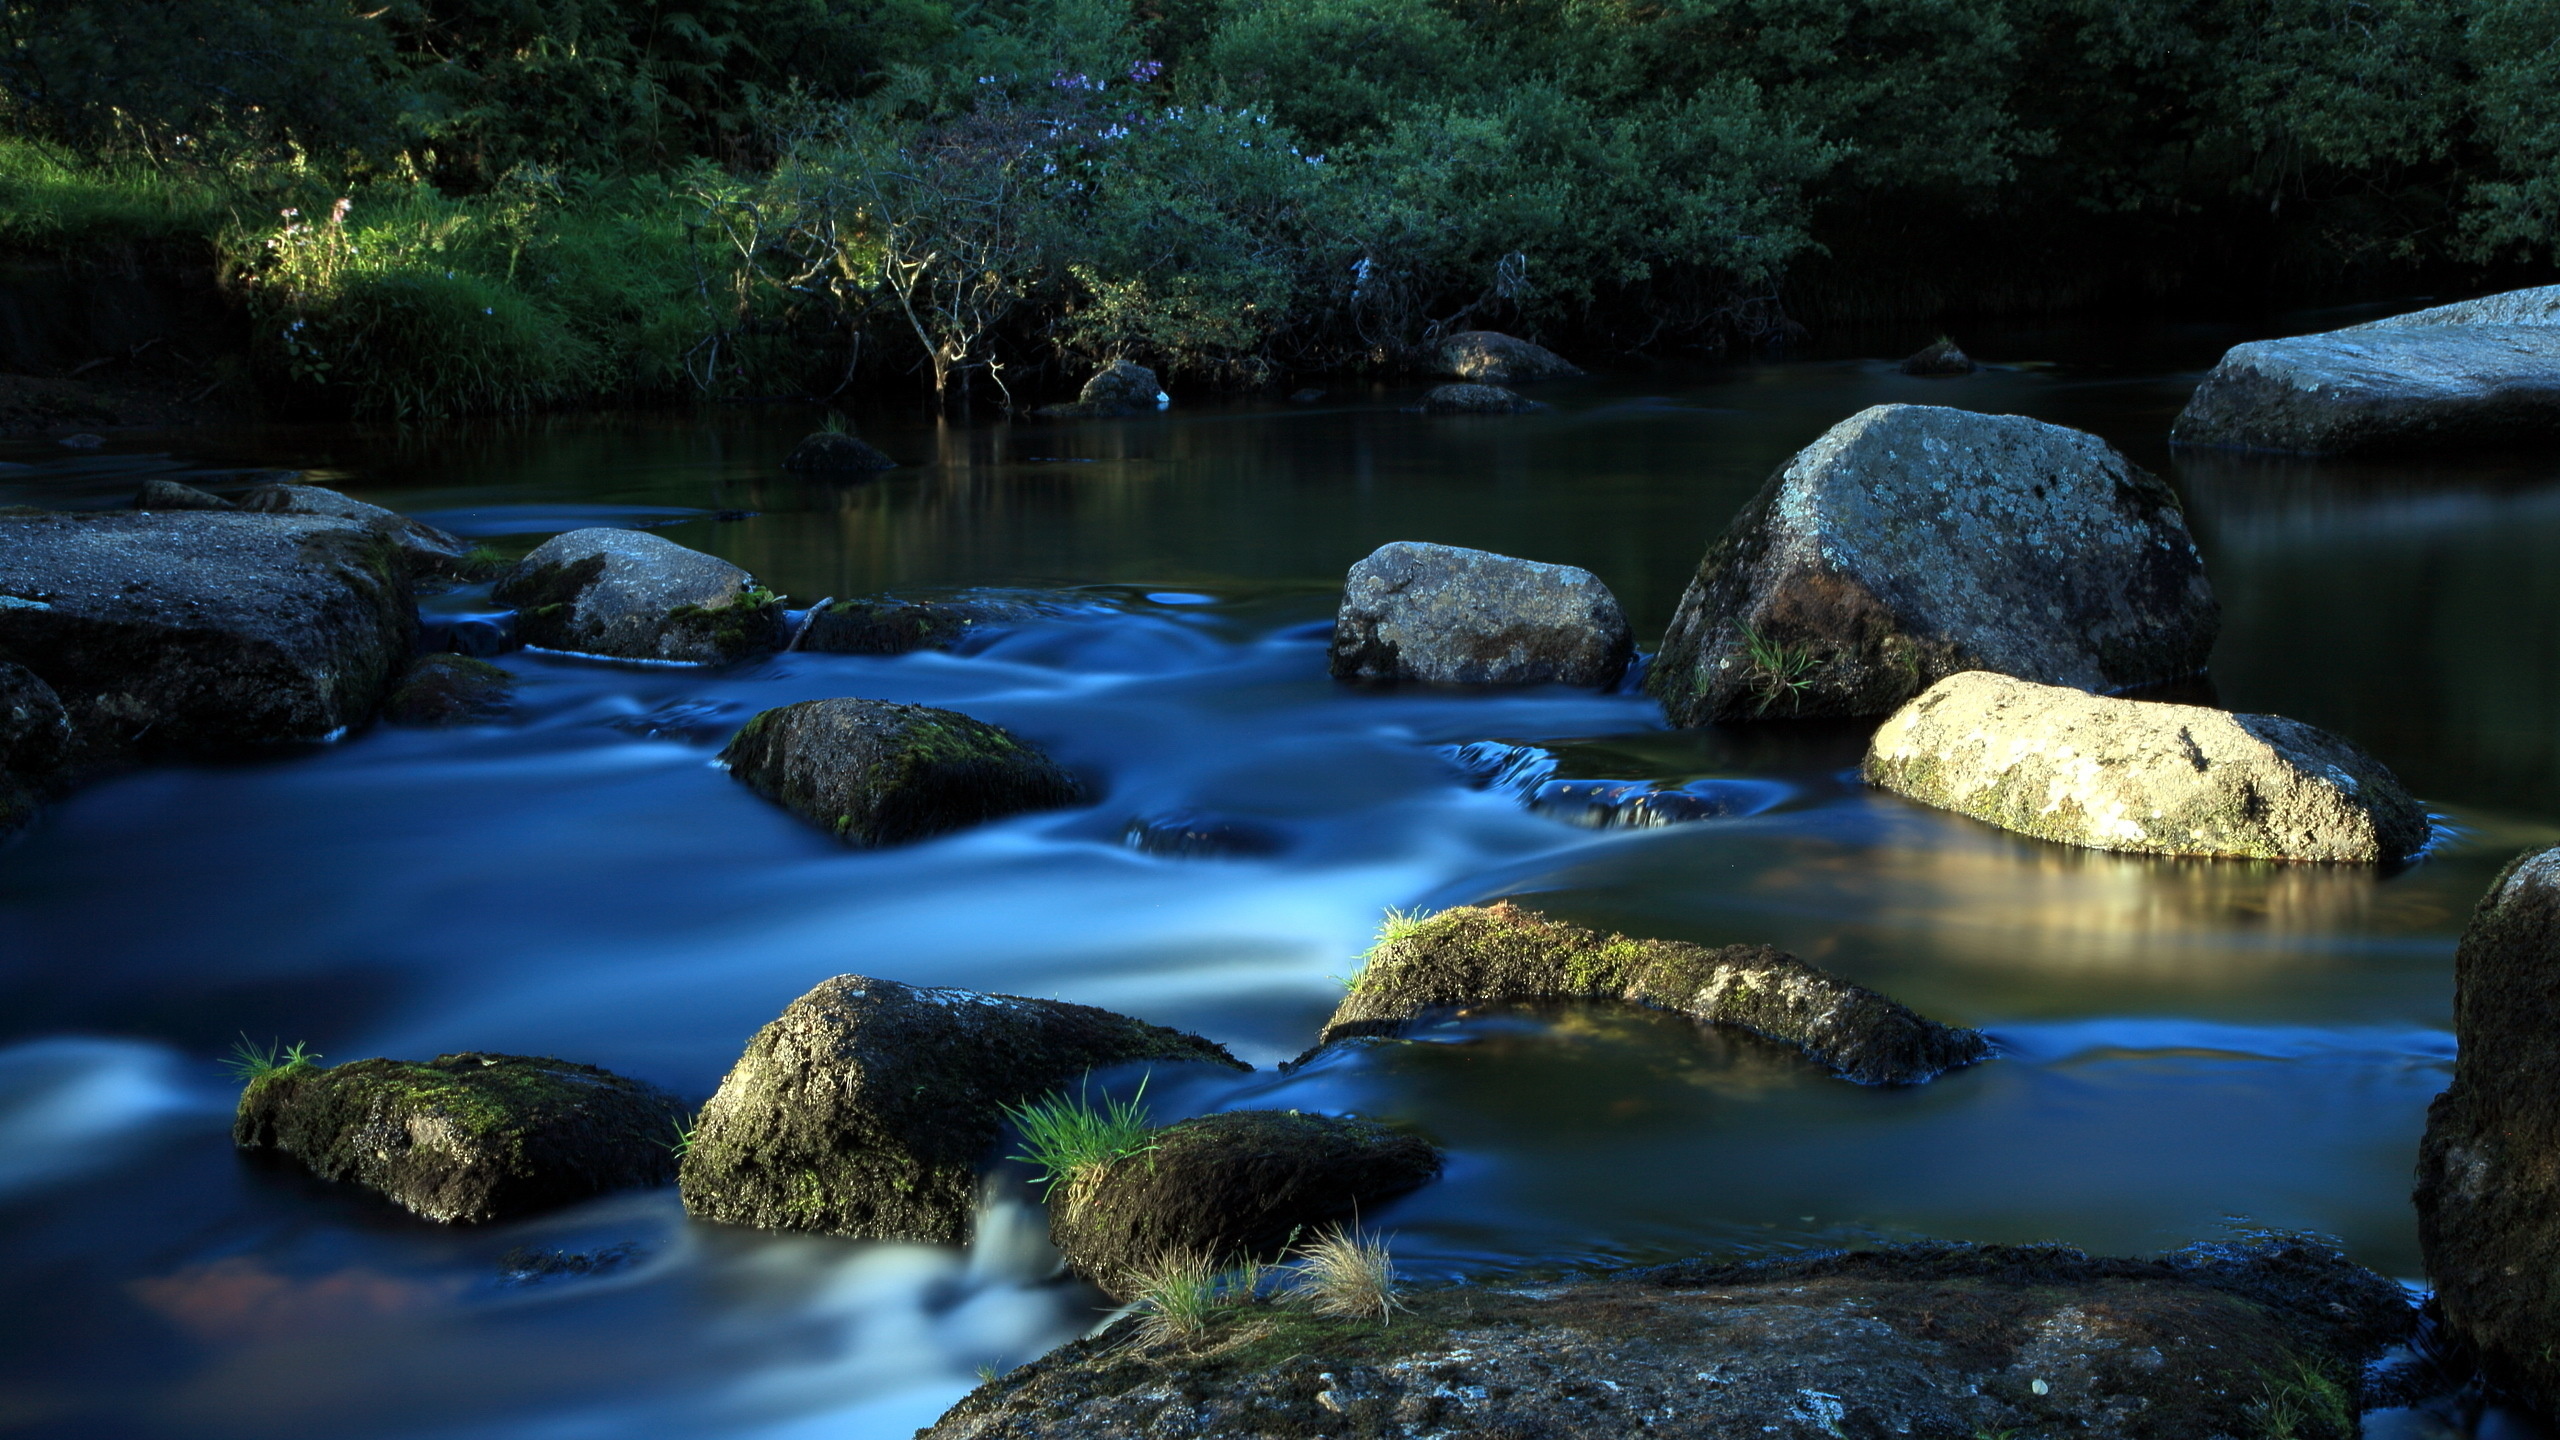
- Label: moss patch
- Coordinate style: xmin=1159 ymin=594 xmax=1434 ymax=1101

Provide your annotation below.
xmin=719 ymin=696 xmax=1083 ymax=847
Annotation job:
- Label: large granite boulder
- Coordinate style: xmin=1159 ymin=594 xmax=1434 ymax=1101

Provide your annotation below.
xmin=1329 ymin=541 xmax=1632 ymax=688
xmin=1312 ymin=902 xmax=1988 ymax=1085
xmin=925 ymin=1236 xmax=2410 ymax=1439
xmin=1036 ymin=361 xmax=1168 ymax=419
xmin=2417 ymin=847 xmax=2560 ymax=1416
xmin=1866 ymin=672 xmax=2430 ymax=864
xmin=0 ymin=510 xmax=415 ymax=754
xmin=1647 ymin=405 xmax=2217 ymax=725
xmin=1049 ymin=1111 xmax=1442 ymax=1295
xmin=493 ymin=528 xmax=783 ymax=663
xmin=1418 ymin=383 xmax=1543 ymax=415
xmin=2172 ymin=285 xmax=2560 ymax=455
xmin=233 ymin=1052 xmax=688 ymax=1224
xmin=237 ymin=482 xmax=474 ymax=575
xmin=1432 ymin=330 xmax=1582 ymax=383
xmin=678 ymin=975 xmax=1245 ymax=1243
xmin=719 ymin=698 xmax=1085 ymax=846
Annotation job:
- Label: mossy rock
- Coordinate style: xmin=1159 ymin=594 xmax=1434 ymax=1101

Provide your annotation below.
xmin=678 ymin=974 xmax=1247 ymax=1244
xmin=1315 ymin=902 xmax=1988 ymax=1085
xmin=719 ymin=697 xmax=1085 ymax=847
xmin=233 ymin=1052 xmax=688 ymax=1224
xmin=1431 ymin=330 xmax=1582 ymax=383
xmin=493 ymin=528 xmax=784 ymax=663
xmin=383 ymin=654 xmax=515 ymax=727
xmin=782 ymin=431 xmax=897 ymax=473
xmin=1419 ymin=382 xmax=1544 ymax=415
xmin=1036 ymin=361 xmax=1166 ymax=418
xmin=799 ymin=598 xmax=988 ymax=656
xmin=1052 ymin=1110 xmax=1443 ymax=1296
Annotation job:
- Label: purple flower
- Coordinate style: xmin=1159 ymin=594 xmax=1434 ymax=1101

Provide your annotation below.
xmin=1129 ymin=59 xmax=1163 ymax=83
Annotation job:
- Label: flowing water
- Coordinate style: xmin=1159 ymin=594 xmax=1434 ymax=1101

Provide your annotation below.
xmin=5 ymin=314 xmax=2559 ymax=1438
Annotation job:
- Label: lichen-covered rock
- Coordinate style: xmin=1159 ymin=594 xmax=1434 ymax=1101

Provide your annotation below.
xmin=493 ymin=528 xmax=783 ymax=663
xmin=1419 ymin=383 xmax=1544 ymax=415
xmin=678 ymin=975 xmax=1246 ymax=1243
xmin=1313 ymin=902 xmax=1987 ymax=1084
xmin=1899 ymin=336 xmax=1976 ymax=375
xmin=2416 ymin=846 xmax=2560 ymax=1416
xmin=0 ymin=510 xmax=414 ymax=754
xmin=1329 ymin=541 xmax=1632 ymax=688
xmin=719 ymin=697 xmax=1085 ymax=846
xmin=1432 ymin=330 xmax=1582 ymax=383
xmin=1037 ymin=361 xmax=1168 ymax=418
xmin=925 ymin=1236 xmax=2410 ymax=1440
xmin=133 ymin=479 xmax=237 ymax=511
xmin=1051 ymin=1111 xmax=1442 ymax=1295
xmin=1865 ymin=672 xmax=2429 ymax=863
xmin=1647 ymin=404 xmax=2217 ymax=725
xmin=2172 ymin=285 xmax=2560 ymax=455
xmin=799 ymin=598 xmax=997 ymax=655
xmin=781 ymin=431 xmax=896 ymax=472
xmin=232 ymin=1052 xmax=688 ymax=1224
xmin=237 ymin=482 xmax=473 ymax=575
xmin=383 ymin=654 xmax=515 ymax=727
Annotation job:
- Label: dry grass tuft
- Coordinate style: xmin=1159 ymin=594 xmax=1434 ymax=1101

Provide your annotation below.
xmin=1288 ymin=1226 xmax=1403 ymax=1323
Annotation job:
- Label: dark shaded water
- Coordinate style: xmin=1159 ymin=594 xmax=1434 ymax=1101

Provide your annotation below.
xmin=5 ymin=316 xmax=2559 ymax=1438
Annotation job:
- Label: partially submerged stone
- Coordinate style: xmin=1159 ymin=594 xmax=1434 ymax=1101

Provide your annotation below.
xmin=1050 ymin=1110 xmax=1442 ymax=1295
xmin=1899 ymin=336 xmax=1976 ymax=375
xmin=799 ymin=598 xmax=997 ymax=656
xmin=1647 ymin=404 xmax=2217 ymax=724
xmin=383 ymin=654 xmax=515 ymax=727
xmin=678 ymin=975 xmax=1245 ymax=1243
xmin=925 ymin=1235 xmax=2409 ymax=1440
xmin=1432 ymin=330 xmax=1581 ymax=384
xmin=1314 ymin=902 xmax=1988 ymax=1084
xmin=493 ymin=528 xmax=783 ymax=663
xmin=2172 ymin=284 xmax=2560 ymax=455
xmin=2417 ymin=846 xmax=2560 ymax=1416
xmin=1122 ymin=809 xmax=1289 ymax=859
xmin=1036 ymin=361 xmax=1168 ymax=419
xmin=782 ymin=430 xmax=897 ymax=473
xmin=238 ymin=482 xmax=474 ymax=575
xmin=1329 ymin=541 xmax=1632 ymax=688
xmin=233 ymin=1052 xmax=688 ymax=1224
xmin=719 ymin=697 xmax=1084 ymax=846
xmin=133 ymin=478 xmax=237 ymax=511
xmin=1865 ymin=672 xmax=2429 ymax=863
xmin=1419 ymin=382 xmax=1544 ymax=415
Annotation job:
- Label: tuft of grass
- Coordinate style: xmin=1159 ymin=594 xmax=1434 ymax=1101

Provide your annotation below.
xmin=1738 ymin=621 xmax=1819 ymax=716
xmin=1126 ymin=1249 xmax=1227 ymax=1347
xmin=1002 ymin=1075 xmax=1158 ymax=1204
xmin=1344 ymin=906 xmax=1438 ymax=992
xmin=222 ymin=1035 xmax=322 ymax=1086
xmin=663 ymin=1119 xmax=697 ymax=1159
xmin=820 ymin=410 xmax=850 ymax=435
xmin=1286 ymin=1226 xmax=1403 ymax=1324
xmin=2243 ymin=1356 xmax=2352 ymax=1440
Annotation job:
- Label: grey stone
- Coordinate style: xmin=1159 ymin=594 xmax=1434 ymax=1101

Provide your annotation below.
xmin=2172 ymin=284 xmax=2560 ymax=455
xmin=382 ymin=654 xmax=515 ymax=727
xmin=133 ymin=479 xmax=237 ymax=511
xmin=2417 ymin=846 xmax=2560 ymax=1417
xmin=782 ymin=431 xmax=896 ymax=472
xmin=238 ymin=482 xmax=473 ymax=574
xmin=492 ymin=528 xmax=783 ymax=663
xmin=677 ymin=974 xmax=1245 ymax=1244
xmin=1899 ymin=337 xmax=1976 ymax=375
xmin=1419 ymin=383 xmax=1543 ymax=415
xmin=1648 ymin=404 xmax=2217 ymax=725
xmin=1037 ymin=361 xmax=1167 ymax=418
xmin=1865 ymin=671 xmax=2429 ymax=863
xmin=719 ymin=697 xmax=1085 ymax=846
xmin=1330 ymin=541 xmax=1632 ymax=688
xmin=1432 ymin=330 xmax=1581 ymax=383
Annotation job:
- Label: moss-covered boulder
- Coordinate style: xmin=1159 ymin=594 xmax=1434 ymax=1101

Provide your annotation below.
xmin=1330 ymin=541 xmax=1632 ymax=688
xmin=493 ymin=527 xmax=784 ymax=663
xmin=719 ymin=697 xmax=1085 ymax=846
xmin=799 ymin=597 xmax=998 ymax=655
xmin=1431 ymin=330 xmax=1582 ymax=383
xmin=237 ymin=482 xmax=473 ymax=576
xmin=1036 ymin=361 xmax=1168 ymax=419
xmin=925 ymin=1236 xmax=2409 ymax=1440
xmin=678 ymin=974 xmax=1246 ymax=1243
xmin=233 ymin=1053 xmax=688 ymax=1224
xmin=782 ymin=431 xmax=897 ymax=473
xmin=1866 ymin=672 xmax=2429 ymax=863
xmin=1315 ymin=902 xmax=1987 ymax=1085
xmin=383 ymin=654 xmax=515 ymax=727
xmin=1419 ymin=382 xmax=1544 ymax=415
xmin=1051 ymin=1111 xmax=1442 ymax=1294
xmin=2417 ymin=846 xmax=2560 ymax=1417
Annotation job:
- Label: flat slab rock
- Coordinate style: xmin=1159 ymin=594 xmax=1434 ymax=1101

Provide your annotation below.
xmin=1330 ymin=541 xmax=1632 ymax=688
xmin=1647 ymin=404 xmax=2217 ymax=725
xmin=925 ymin=1237 xmax=2412 ymax=1440
xmin=2172 ymin=284 xmax=2560 ymax=455
xmin=494 ymin=527 xmax=782 ymax=662
xmin=719 ymin=697 xmax=1085 ymax=846
xmin=1865 ymin=672 xmax=2429 ymax=863
xmin=677 ymin=975 xmax=1244 ymax=1244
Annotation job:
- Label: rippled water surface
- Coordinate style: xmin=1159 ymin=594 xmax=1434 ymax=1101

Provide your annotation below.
xmin=6 ymin=316 xmax=2560 ymax=1438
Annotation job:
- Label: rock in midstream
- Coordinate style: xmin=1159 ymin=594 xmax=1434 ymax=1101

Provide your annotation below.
xmin=1049 ymin=1110 xmax=1443 ymax=1296
xmin=1864 ymin=672 xmax=2430 ymax=863
xmin=781 ymin=430 xmax=897 ymax=472
xmin=2172 ymin=284 xmax=2560 ymax=455
xmin=1036 ymin=360 xmax=1168 ymax=419
xmin=1645 ymin=403 xmax=2217 ymax=725
xmin=677 ymin=975 xmax=1246 ymax=1244
xmin=798 ymin=597 xmax=1015 ymax=655
xmin=1329 ymin=541 xmax=1632 ymax=688
xmin=2417 ymin=846 xmax=2560 ymax=1417
xmin=1310 ymin=902 xmax=1988 ymax=1084
xmin=493 ymin=527 xmax=783 ymax=663
xmin=1431 ymin=330 xmax=1582 ymax=383
xmin=233 ymin=1052 xmax=689 ymax=1224
xmin=719 ymin=697 xmax=1086 ymax=847
xmin=923 ymin=1235 xmax=2411 ymax=1440
xmin=382 ymin=654 xmax=516 ymax=727
xmin=1443 ymin=740 xmax=1788 ymax=830
xmin=1899 ymin=336 xmax=1976 ymax=375
xmin=1419 ymin=382 xmax=1544 ymax=415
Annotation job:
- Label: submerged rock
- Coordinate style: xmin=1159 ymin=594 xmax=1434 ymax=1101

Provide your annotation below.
xmin=798 ymin=598 xmax=999 ymax=655
xmin=1330 ymin=541 xmax=1632 ymax=688
xmin=1037 ymin=361 xmax=1168 ymax=419
xmin=1865 ymin=672 xmax=2429 ymax=863
xmin=782 ymin=430 xmax=897 ymax=473
xmin=1050 ymin=1111 xmax=1443 ymax=1295
xmin=719 ymin=697 xmax=1085 ymax=846
xmin=1898 ymin=336 xmax=1977 ymax=375
xmin=925 ymin=1235 xmax=2409 ymax=1440
xmin=1419 ymin=382 xmax=1543 ymax=415
xmin=1443 ymin=740 xmax=1789 ymax=830
xmin=0 ymin=510 xmax=414 ymax=754
xmin=2417 ymin=846 xmax=2560 ymax=1416
xmin=1431 ymin=330 xmax=1582 ymax=384
xmin=1647 ymin=404 xmax=2217 ymax=725
xmin=2173 ymin=285 xmax=2560 ymax=455
xmin=1313 ymin=902 xmax=1988 ymax=1084
xmin=678 ymin=974 xmax=1246 ymax=1243
xmin=382 ymin=654 xmax=516 ymax=727
xmin=1122 ymin=809 xmax=1289 ymax=859
xmin=237 ymin=482 xmax=474 ymax=575
xmin=494 ymin=528 xmax=784 ymax=663
xmin=233 ymin=1052 xmax=688 ymax=1224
